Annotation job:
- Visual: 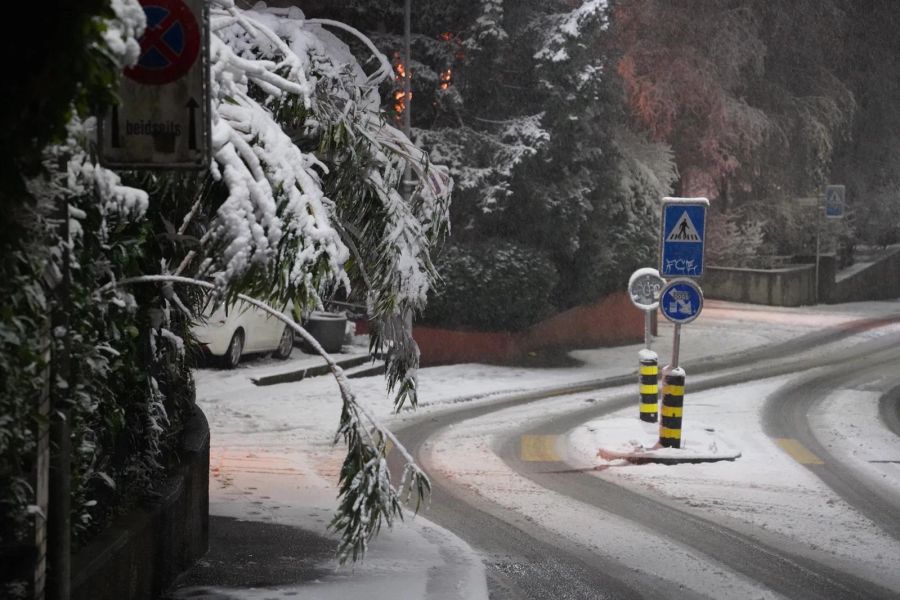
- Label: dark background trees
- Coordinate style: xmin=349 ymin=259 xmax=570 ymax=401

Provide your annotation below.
xmin=308 ymin=0 xmax=674 ymax=330
xmin=248 ymin=1 xmax=900 ymax=325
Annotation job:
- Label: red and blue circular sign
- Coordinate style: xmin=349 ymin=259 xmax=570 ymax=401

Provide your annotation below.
xmin=125 ymin=0 xmax=200 ymax=85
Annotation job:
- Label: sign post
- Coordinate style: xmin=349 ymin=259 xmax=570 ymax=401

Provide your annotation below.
xmin=816 ymin=185 xmax=844 ymax=303
xmin=655 ymin=197 xmax=709 ymax=448
xmin=657 ymin=278 xmax=703 ymax=448
xmin=99 ymin=0 xmax=210 ymax=169
xmin=659 ymin=278 xmax=704 ymax=368
xmin=628 ymin=268 xmax=665 ymax=422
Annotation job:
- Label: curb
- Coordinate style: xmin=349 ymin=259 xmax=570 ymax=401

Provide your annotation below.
xmin=251 ymin=354 xmax=372 ymax=386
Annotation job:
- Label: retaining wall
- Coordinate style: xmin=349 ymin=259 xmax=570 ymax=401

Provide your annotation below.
xmin=701 ymin=264 xmax=817 ymax=306
xmin=412 ymin=292 xmax=643 ymax=366
xmin=71 ymin=408 xmax=209 ymax=600
xmin=828 ymin=246 xmax=900 ymax=303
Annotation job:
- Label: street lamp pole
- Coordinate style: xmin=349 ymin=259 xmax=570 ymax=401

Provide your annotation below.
xmin=402 ymin=0 xmax=414 ymax=332
xmin=403 ymin=0 xmax=411 ymax=144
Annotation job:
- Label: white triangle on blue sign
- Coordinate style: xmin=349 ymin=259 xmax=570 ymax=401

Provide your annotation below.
xmin=666 ymin=211 xmax=701 ymax=242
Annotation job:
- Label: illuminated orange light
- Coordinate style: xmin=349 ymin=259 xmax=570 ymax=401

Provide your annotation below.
xmin=392 ymin=52 xmax=412 ymax=119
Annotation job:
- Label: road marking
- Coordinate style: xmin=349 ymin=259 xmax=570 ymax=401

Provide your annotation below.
xmin=775 ymin=438 xmax=824 ymax=465
xmin=520 ymin=435 xmax=560 ymax=462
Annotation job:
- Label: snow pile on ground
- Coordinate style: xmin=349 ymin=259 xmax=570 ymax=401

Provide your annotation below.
xmin=570 ymin=417 xmax=741 ymax=463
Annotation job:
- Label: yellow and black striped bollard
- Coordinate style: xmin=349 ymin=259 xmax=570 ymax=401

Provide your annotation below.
xmin=638 ymin=350 xmax=658 ymax=423
xmin=659 ymin=367 xmax=685 ymax=448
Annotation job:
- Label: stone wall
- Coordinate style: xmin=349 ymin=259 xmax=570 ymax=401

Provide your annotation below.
xmin=703 ymin=247 xmax=899 ymax=307
xmin=701 ymin=264 xmax=817 ymax=306
xmin=828 ymin=246 xmax=900 ymax=303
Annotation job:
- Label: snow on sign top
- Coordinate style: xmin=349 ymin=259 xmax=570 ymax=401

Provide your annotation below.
xmin=660 ymin=197 xmax=708 ymax=278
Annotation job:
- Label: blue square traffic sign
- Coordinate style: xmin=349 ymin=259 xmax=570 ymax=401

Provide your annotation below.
xmin=824 ymin=185 xmax=844 ymax=219
xmin=660 ymin=198 xmax=708 ymax=278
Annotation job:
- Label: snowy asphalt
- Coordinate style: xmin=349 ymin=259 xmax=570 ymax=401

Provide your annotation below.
xmin=165 ymin=298 xmax=900 ymax=599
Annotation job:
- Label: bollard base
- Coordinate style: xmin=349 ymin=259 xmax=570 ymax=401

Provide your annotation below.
xmin=576 ymin=418 xmax=742 ymax=465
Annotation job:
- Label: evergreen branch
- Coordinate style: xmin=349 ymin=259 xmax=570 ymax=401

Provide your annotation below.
xmin=93 ymin=274 xmax=431 ymax=562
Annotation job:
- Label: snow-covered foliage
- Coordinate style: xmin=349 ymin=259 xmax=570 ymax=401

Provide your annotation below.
xmin=706 ymin=209 xmax=766 ymax=267
xmin=167 ymin=0 xmax=450 ymax=561
xmin=533 ymin=0 xmax=608 ymax=63
xmin=99 ymin=0 xmax=147 ymax=67
xmin=417 ymin=114 xmax=549 ymax=213
xmin=2 ymin=0 xmax=450 ymax=576
xmin=466 ymin=0 xmax=508 ymax=48
xmin=201 ymin=2 xmax=449 ymax=312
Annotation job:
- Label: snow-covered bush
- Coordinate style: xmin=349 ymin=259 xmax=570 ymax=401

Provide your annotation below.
xmin=706 ymin=208 xmax=766 ymax=268
xmin=423 ymin=241 xmax=558 ymax=331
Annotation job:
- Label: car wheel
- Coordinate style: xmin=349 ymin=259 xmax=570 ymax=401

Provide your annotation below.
xmin=273 ymin=325 xmax=293 ymax=359
xmin=223 ymin=329 xmax=244 ymax=369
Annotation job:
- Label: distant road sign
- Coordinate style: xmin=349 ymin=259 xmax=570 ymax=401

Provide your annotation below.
xmin=628 ymin=268 xmax=665 ymax=311
xmin=660 ymin=279 xmax=704 ymax=324
xmin=824 ymin=185 xmax=845 ymax=219
xmin=99 ymin=0 xmax=209 ymax=169
xmin=660 ymin=197 xmax=709 ymax=278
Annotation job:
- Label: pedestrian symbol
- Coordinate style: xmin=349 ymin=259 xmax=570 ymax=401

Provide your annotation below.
xmin=666 ymin=212 xmax=702 ymax=242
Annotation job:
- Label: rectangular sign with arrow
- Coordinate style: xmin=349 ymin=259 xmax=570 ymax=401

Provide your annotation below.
xmin=659 ymin=197 xmax=709 ymax=278
xmin=99 ymin=0 xmax=210 ymax=169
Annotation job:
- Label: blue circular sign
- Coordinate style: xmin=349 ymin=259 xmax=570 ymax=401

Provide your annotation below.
xmin=660 ymin=278 xmax=703 ymax=324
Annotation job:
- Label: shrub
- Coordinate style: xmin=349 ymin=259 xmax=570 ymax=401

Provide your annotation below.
xmin=706 ymin=207 xmax=765 ymax=267
xmin=423 ymin=241 xmax=558 ymax=332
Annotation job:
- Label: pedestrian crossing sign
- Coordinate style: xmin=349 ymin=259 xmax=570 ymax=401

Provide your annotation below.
xmin=660 ymin=197 xmax=709 ymax=278
xmin=824 ymin=185 xmax=845 ymax=219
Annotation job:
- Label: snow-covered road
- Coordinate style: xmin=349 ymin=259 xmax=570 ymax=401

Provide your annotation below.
xmin=171 ymin=299 xmax=900 ymax=599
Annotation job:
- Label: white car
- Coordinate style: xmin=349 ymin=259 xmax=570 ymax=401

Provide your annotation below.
xmin=192 ymin=300 xmax=294 ymax=368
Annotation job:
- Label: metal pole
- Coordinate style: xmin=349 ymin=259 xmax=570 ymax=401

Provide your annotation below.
xmin=403 ymin=0 xmax=411 ymax=144
xmin=401 ymin=0 xmax=414 ymax=337
xmin=671 ymin=323 xmax=681 ymax=369
xmin=644 ymin=311 xmax=652 ymax=350
xmin=48 ymin=198 xmax=72 ymax=600
xmin=33 ymin=329 xmax=51 ymax=600
xmin=814 ymin=204 xmax=821 ymax=304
